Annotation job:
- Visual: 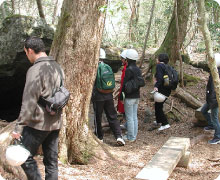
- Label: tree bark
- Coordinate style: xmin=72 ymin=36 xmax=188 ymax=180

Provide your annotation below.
xmin=36 ymin=0 xmax=46 ymax=23
xmin=154 ymin=0 xmax=190 ymax=64
xmin=11 ymin=0 xmax=15 ymax=14
xmin=52 ymin=0 xmax=59 ymax=25
xmin=139 ymin=0 xmax=156 ymax=68
xmin=197 ymin=0 xmax=220 ymax=119
xmin=50 ymin=0 xmax=106 ymax=164
xmin=174 ymin=87 xmax=203 ymax=109
xmin=174 ymin=0 xmax=184 ymax=87
xmin=128 ymin=0 xmax=140 ymax=42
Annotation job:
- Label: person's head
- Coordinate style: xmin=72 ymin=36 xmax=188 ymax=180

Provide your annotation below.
xmin=120 ymin=49 xmax=128 ymax=65
xmin=24 ymin=37 xmax=46 ymax=63
xmin=157 ymin=53 xmax=169 ymax=64
xmin=126 ymin=49 xmax=138 ymax=64
xmin=99 ymin=48 xmax=106 ymax=61
xmin=215 ymin=53 xmax=220 ymax=67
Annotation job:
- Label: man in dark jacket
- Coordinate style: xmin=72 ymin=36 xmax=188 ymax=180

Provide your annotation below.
xmin=201 ymin=53 xmax=220 ymax=144
xmin=12 ymin=37 xmax=63 ymax=180
xmin=154 ymin=53 xmax=171 ymax=131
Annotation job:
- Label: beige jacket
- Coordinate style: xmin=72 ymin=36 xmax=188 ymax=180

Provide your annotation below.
xmin=15 ymin=56 xmax=64 ymax=134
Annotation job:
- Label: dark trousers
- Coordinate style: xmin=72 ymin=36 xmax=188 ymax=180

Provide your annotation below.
xmin=94 ymin=99 xmax=122 ymax=140
xmin=155 ymin=101 xmax=168 ymax=126
xmin=21 ymin=126 xmax=59 ymax=180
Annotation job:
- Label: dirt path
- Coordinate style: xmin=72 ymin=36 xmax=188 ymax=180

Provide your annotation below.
xmin=2 ymin=57 xmax=220 ymax=180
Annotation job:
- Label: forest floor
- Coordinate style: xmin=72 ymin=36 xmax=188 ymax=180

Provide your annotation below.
xmin=2 ymin=51 xmax=220 ymax=180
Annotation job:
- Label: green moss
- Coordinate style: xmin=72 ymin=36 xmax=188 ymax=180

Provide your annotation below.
xmin=183 ymin=73 xmax=201 ymax=86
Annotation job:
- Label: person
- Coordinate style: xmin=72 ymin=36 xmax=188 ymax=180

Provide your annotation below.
xmin=117 ymin=49 xmax=128 ymax=129
xmin=201 ymin=53 xmax=220 ymax=144
xmin=121 ymin=49 xmax=142 ymax=142
xmin=92 ymin=48 xmax=125 ymax=146
xmin=12 ymin=37 xmax=64 ymax=180
xmin=154 ymin=53 xmax=171 ymax=131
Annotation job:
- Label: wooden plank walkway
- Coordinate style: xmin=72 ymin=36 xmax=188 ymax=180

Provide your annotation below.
xmin=136 ymin=137 xmax=190 ymax=180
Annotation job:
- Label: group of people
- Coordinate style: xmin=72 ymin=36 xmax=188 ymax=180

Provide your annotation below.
xmin=10 ymin=36 xmax=220 ymax=180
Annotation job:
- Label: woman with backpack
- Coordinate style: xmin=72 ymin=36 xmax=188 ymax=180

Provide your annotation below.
xmin=121 ymin=49 xmax=143 ymax=142
xmin=154 ymin=53 xmax=171 ymax=131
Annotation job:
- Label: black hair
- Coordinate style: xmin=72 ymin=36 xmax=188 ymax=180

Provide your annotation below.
xmin=24 ymin=37 xmax=45 ymax=54
xmin=158 ymin=53 xmax=169 ymax=64
xmin=126 ymin=58 xmax=136 ymax=65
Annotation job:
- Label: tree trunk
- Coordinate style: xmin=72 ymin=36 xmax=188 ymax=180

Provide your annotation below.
xmin=36 ymin=0 xmax=46 ymax=23
xmin=154 ymin=0 xmax=190 ymax=64
xmin=1 ymin=3 xmax=6 ymax=19
xmin=11 ymin=0 xmax=15 ymax=14
xmin=174 ymin=0 xmax=184 ymax=87
xmin=174 ymin=87 xmax=203 ymax=109
xmin=52 ymin=0 xmax=59 ymax=25
xmin=128 ymin=0 xmax=139 ymax=42
xmin=50 ymin=0 xmax=106 ymax=164
xmin=139 ymin=0 xmax=156 ymax=68
xmin=0 ymin=122 xmax=27 ymax=180
xmin=197 ymin=0 xmax=220 ymax=119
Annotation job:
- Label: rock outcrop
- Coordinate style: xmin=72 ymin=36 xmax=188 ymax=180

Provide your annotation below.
xmin=0 ymin=15 xmax=54 ymax=121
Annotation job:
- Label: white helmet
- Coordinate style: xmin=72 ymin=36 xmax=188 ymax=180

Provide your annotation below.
xmin=100 ymin=48 xmax=106 ymax=59
xmin=6 ymin=145 xmax=30 ymax=166
xmin=215 ymin=53 xmax=220 ymax=67
xmin=154 ymin=92 xmax=167 ymax=102
xmin=120 ymin=49 xmax=128 ymax=59
xmin=126 ymin=49 xmax=138 ymax=61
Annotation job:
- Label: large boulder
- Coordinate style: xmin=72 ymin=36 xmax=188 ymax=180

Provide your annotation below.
xmin=103 ymin=46 xmax=122 ymax=73
xmin=0 ymin=15 xmax=54 ymax=121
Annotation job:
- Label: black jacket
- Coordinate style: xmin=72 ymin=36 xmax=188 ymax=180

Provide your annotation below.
xmin=154 ymin=63 xmax=171 ymax=97
xmin=206 ymin=68 xmax=220 ymax=109
xmin=122 ymin=62 xmax=141 ymax=99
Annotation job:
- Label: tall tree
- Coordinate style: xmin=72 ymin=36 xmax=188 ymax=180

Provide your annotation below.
xmin=50 ymin=0 xmax=106 ymax=164
xmin=139 ymin=0 xmax=156 ymax=68
xmin=36 ymin=0 xmax=46 ymax=22
xmin=128 ymin=0 xmax=140 ymax=42
xmin=197 ymin=0 xmax=220 ymax=117
xmin=11 ymin=0 xmax=15 ymax=14
xmin=52 ymin=0 xmax=59 ymax=25
xmin=154 ymin=0 xmax=190 ymax=64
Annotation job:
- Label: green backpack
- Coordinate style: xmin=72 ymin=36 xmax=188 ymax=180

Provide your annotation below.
xmin=96 ymin=62 xmax=115 ymax=90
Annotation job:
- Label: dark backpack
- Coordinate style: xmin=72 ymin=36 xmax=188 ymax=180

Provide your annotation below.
xmin=96 ymin=62 xmax=115 ymax=91
xmin=125 ymin=66 xmax=145 ymax=94
xmin=164 ymin=64 xmax=178 ymax=90
xmin=38 ymin=66 xmax=70 ymax=115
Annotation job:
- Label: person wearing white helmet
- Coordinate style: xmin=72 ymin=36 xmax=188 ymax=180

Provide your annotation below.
xmin=154 ymin=53 xmax=171 ymax=131
xmin=92 ymin=48 xmax=125 ymax=146
xmin=201 ymin=53 xmax=220 ymax=144
xmin=121 ymin=49 xmax=143 ymax=142
xmin=117 ymin=49 xmax=128 ymax=123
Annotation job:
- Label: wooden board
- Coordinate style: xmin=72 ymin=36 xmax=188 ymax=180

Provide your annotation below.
xmin=136 ymin=137 xmax=190 ymax=180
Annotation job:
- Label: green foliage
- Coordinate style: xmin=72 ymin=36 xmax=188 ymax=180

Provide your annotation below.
xmin=183 ymin=73 xmax=201 ymax=86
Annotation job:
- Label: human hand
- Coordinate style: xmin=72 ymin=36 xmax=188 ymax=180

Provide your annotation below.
xmin=154 ymin=87 xmax=158 ymax=92
xmin=12 ymin=131 xmax=21 ymax=139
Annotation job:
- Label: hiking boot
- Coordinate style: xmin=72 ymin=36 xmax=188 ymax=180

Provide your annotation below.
xmin=158 ymin=124 xmax=170 ymax=131
xmin=208 ymin=138 xmax=220 ymax=144
xmin=204 ymin=126 xmax=214 ymax=132
xmin=116 ymin=137 xmax=125 ymax=146
xmin=122 ymin=135 xmax=135 ymax=143
xmin=153 ymin=121 xmax=161 ymax=126
xmin=120 ymin=124 xmax=127 ymax=130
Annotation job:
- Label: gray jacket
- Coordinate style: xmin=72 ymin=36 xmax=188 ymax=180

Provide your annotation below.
xmin=15 ymin=56 xmax=64 ymax=134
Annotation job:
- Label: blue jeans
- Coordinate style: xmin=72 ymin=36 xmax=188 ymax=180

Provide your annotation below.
xmin=21 ymin=126 xmax=59 ymax=180
xmin=201 ymin=103 xmax=220 ymax=139
xmin=124 ymin=98 xmax=139 ymax=141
